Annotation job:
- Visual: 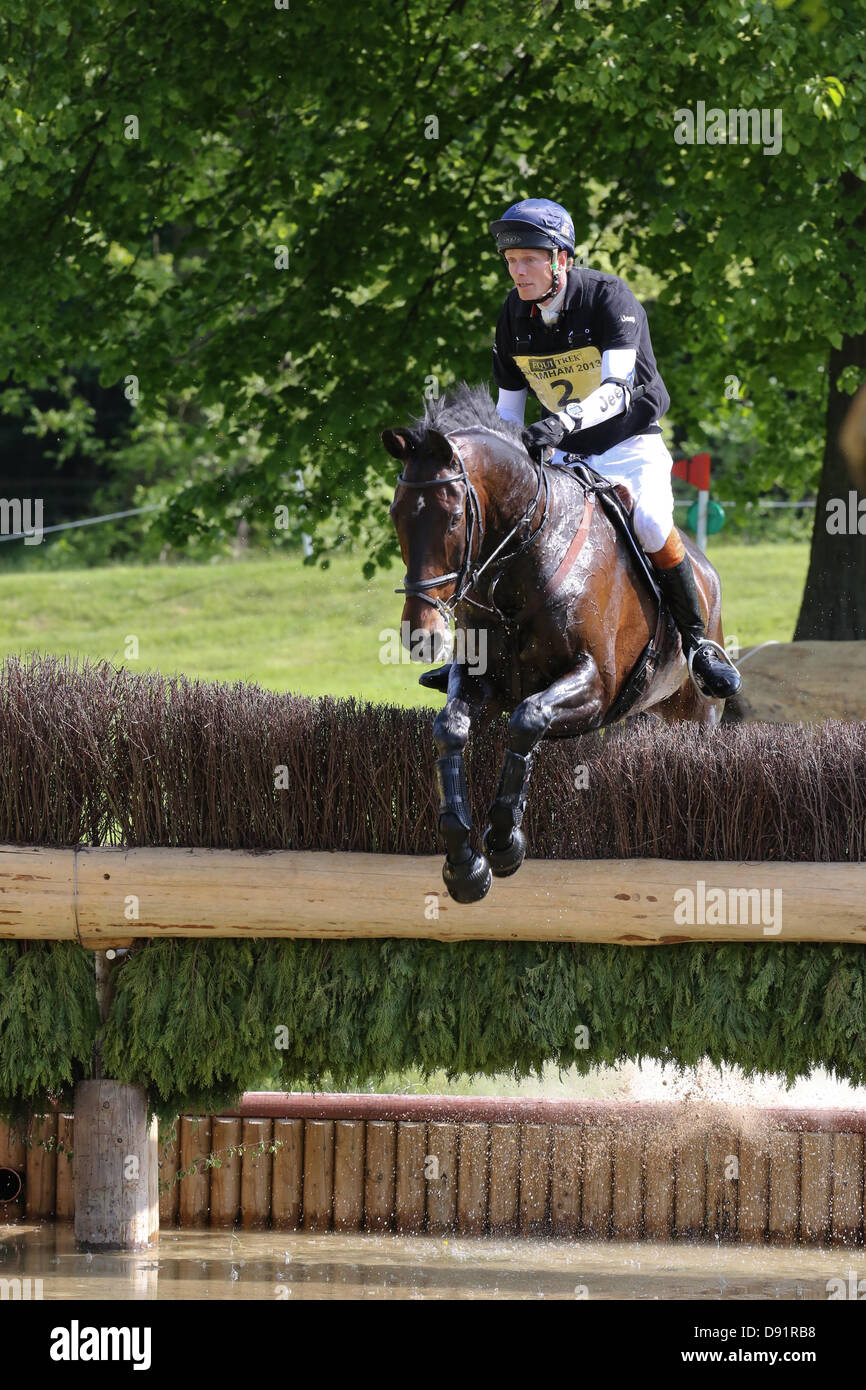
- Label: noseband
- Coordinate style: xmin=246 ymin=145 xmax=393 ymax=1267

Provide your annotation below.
xmin=394 ymin=432 xmax=549 ymax=626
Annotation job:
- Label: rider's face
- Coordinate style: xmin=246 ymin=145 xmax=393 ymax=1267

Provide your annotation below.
xmin=504 ymin=248 xmax=566 ymax=299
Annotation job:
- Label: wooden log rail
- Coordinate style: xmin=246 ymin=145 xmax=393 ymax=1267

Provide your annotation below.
xmin=3 ymin=1097 xmax=865 ymax=1245
xmin=1 ymin=844 xmax=865 ymax=946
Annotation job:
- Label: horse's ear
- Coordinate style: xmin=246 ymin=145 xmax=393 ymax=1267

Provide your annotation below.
xmin=382 ymin=426 xmax=452 ymax=464
xmin=382 ymin=429 xmax=410 ymax=460
xmin=425 ymin=429 xmax=453 ymax=466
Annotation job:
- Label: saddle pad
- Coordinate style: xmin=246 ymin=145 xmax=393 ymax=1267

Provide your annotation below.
xmin=612 ymin=482 xmax=634 ymax=513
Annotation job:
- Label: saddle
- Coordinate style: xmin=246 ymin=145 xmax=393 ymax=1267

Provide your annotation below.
xmin=552 ymin=459 xmax=673 ymax=725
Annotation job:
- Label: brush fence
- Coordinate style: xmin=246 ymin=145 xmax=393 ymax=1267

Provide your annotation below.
xmin=3 ymin=1096 xmax=865 ymax=1245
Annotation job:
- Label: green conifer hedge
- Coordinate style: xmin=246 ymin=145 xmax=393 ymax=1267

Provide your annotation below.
xmin=3 ymin=936 xmax=866 ymax=1119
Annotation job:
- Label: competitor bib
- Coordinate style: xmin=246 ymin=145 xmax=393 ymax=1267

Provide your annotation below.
xmin=513 ymin=345 xmax=602 ymax=412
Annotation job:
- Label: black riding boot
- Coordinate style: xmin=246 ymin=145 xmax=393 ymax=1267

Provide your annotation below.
xmin=655 ymin=557 xmax=742 ymax=699
xmin=419 ymin=663 xmax=452 ymax=693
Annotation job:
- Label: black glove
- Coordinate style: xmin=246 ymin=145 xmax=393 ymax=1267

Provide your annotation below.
xmin=521 ymin=415 xmax=567 ymax=463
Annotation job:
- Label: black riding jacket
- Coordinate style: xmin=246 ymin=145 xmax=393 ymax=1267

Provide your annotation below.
xmin=492 ymin=267 xmax=671 ymax=456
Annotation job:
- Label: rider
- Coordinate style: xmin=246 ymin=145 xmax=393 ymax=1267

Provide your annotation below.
xmin=422 ymin=196 xmax=740 ymax=701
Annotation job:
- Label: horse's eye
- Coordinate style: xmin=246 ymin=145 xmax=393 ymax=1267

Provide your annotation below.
xmin=447 ymin=514 xmax=461 ymax=532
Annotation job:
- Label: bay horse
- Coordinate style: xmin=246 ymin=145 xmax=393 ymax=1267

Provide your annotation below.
xmin=383 ymin=385 xmax=727 ymax=904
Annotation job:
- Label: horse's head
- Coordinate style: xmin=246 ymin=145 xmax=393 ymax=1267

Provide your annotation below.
xmin=382 ymin=425 xmax=473 ymax=662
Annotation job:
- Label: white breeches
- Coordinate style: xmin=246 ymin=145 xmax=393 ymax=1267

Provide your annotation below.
xmin=552 ymin=432 xmax=676 ymax=553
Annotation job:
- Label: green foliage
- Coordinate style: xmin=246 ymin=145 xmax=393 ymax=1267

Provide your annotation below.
xmin=77 ymin=936 xmax=866 ymax=1119
xmin=1 ymin=0 xmax=864 ymax=569
xmin=0 ymin=943 xmax=100 ymax=1119
xmin=1 ymin=903 xmax=863 ymax=1120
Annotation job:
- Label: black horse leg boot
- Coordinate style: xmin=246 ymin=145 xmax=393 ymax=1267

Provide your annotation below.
xmin=653 ymin=555 xmax=742 ymax=699
xmin=419 ymin=663 xmax=452 ymax=693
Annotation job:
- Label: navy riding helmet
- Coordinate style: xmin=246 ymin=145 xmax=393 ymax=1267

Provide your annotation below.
xmin=489 ymin=198 xmax=576 ymax=256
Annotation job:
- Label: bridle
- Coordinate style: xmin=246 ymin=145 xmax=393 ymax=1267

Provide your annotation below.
xmin=394 ymin=431 xmax=550 ymax=627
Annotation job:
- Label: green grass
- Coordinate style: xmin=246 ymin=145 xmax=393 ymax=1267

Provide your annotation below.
xmin=706 ymin=536 xmax=809 ymax=657
xmin=0 ymin=541 xmax=809 ymax=704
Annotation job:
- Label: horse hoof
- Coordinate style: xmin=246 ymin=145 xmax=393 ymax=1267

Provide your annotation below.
xmin=443 ymin=852 xmax=493 ymax=904
xmin=482 ymin=826 xmax=527 ymax=878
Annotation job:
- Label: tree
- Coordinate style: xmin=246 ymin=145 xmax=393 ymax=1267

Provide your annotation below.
xmin=794 ymin=249 xmax=866 ymax=638
xmin=1 ymin=0 xmax=864 ymax=624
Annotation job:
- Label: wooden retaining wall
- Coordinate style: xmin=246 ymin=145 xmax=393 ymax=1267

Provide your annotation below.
xmin=2 ymin=1097 xmax=865 ymax=1245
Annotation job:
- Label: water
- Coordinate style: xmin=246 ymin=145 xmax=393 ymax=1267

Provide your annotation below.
xmin=616 ymin=1059 xmax=866 ymax=1109
xmin=408 ymin=1056 xmax=866 ymax=1109
xmin=0 ymin=1223 xmax=859 ymax=1301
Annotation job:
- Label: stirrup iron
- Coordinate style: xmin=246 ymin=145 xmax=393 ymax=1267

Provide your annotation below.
xmin=687 ymin=639 xmax=739 ymax=698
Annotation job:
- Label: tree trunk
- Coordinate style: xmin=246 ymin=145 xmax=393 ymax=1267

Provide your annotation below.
xmin=794 ymin=332 xmax=866 ymax=640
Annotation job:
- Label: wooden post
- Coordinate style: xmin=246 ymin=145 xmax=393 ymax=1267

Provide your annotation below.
xmin=158 ymin=1122 xmax=180 ymax=1229
xmin=394 ymin=1123 xmax=426 ymax=1234
xmin=706 ymin=1126 xmax=739 ymax=1242
xmin=364 ymin=1121 xmax=396 ymax=1232
xmin=241 ymin=1118 xmax=272 ymax=1230
xmin=209 ymin=1117 xmax=242 ymax=1228
xmin=519 ymin=1124 xmax=550 ymax=1236
xmin=675 ymin=1128 xmax=707 ymax=1240
xmin=55 ymin=1115 xmax=75 ymax=1221
xmin=426 ymin=1123 xmax=458 ymax=1234
xmin=550 ymin=1125 xmax=582 ymax=1237
xmin=612 ymin=1123 xmax=644 ymax=1240
xmin=333 ymin=1121 xmax=366 ymax=1233
xmin=800 ymin=1133 xmax=832 ymax=1245
xmin=580 ymin=1124 xmax=612 ymax=1238
xmin=302 ymin=1120 xmax=334 ymax=1231
xmin=488 ymin=1123 xmax=520 ymax=1237
xmin=26 ymin=1114 xmax=57 ymax=1220
xmin=271 ymin=1119 xmax=304 ymax=1230
xmin=768 ymin=1131 xmax=801 ymax=1245
xmin=737 ymin=1135 xmax=769 ymax=1243
xmin=457 ymin=1123 xmax=489 ymax=1236
xmin=831 ymin=1133 xmax=863 ymax=1246
xmin=644 ymin=1126 xmax=675 ymax=1242
xmin=73 ymin=1081 xmax=158 ymax=1249
xmin=178 ymin=1116 xmax=212 ymax=1228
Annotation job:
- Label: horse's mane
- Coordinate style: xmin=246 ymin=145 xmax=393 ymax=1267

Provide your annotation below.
xmin=409 ymin=382 xmax=527 ymax=452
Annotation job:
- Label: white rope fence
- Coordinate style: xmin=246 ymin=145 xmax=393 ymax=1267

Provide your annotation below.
xmin=0 ymin=503 xmax=163 ymax=543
